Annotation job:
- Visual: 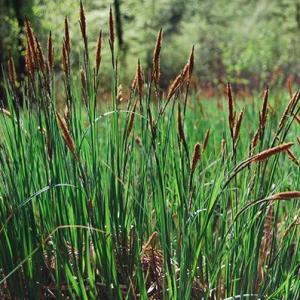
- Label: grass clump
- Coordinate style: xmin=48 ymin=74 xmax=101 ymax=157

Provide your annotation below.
xmin=0 ymin=3 xmax=300 ymax=299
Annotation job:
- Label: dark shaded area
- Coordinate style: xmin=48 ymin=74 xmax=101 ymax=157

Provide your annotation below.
xmin=0 ymin=0 xmax=32 ymax=105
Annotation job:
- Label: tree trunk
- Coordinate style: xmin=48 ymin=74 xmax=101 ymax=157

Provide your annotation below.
xmin=12 ymin=0 xmax=26 ymax=79
xmin=114 ymin=0 xmax=124 ymax=49
xmin=0 ymin=0 xmax=6 ymax=104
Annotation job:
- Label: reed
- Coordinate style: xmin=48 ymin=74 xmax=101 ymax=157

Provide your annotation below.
xmin=56 ymin=112 xmax=76 ymax=157
xmin=267 ymin=191 xmax=300 ymax=200
xmin=203 ymin=129 xmax=210 ymax=152
xmin=2 ymin=5 xmax=300 ymax=300
xmin=79 ymin=1 xmax=87 ymax=47
xmin=153 ymin=28 xmax=163 ymax=85
xmin=47 ymin=32 xmax=54 ymax=72
xmin=167 ymin=74 xmax=182 ymax=100
xmin=64 ymin=16 xmax=71 ymax=53
xmin=127 ymin=99 xmax=138 ymax=137
xmin=226 ymin=83 xmax=235 ymax=138
xmin=95 ymin=30 xmax=102 ymax=74
xmin=234 ymin=108 xmax=244 ymax=143
xmin=7 ymin=57 xmax=16 ymax=88
xmin=109 ymin=5 xmax=115 ymax=51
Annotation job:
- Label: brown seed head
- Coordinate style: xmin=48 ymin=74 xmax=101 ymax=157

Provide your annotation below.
xmin=177 ymin=103 xmax=185 ymax=143
xmin=64 ymin=105 xmax=70 ymax=123
xmin=260 ymin=86 xmax=269 ymax=130
xmin=135 ymin=136 xmax=142 ymax=147
xmin=95 ymin=30 xmax=102 ymax=74
xmin=153 ymin=28 xmax=163 ymax=84
xmin=79 ymin=1 xmax=87 ymax=46
xmin=286 ymin=148 xmax=299 ymax=166
xmin=64 ymin=16 xmax=71 ymax=53
xmin=56 ymin=112 xmax=76 ymax=157
xmin=286 ymin=75 xmax=294 ymax=98
xmin=8 ymin=57 xmax=16 ymax=88
xmin=278 ymin=92 xmax=299 ymax=130
xmin=293 ymin=114 xmax=300 ymax=125
xmin=181 ymin=62 xmax=190 ymax=84
xmin=275 ymin=136 xmax=299 ymax=166
xmin=47 ymin=32 xmax=54 ymax=71
xmin=203 ymin=129 xmax=210 ymax=152
xmin=62 ymin=40 xmax=69 ymax=78
xmin=117 ymin=84 xmax=123 ymax=104
xmin=143 ymin=232 xmax=159 ymax=251
xmin=25 ymin=45 xmax=33 ymax=75
xmin=167 ymin=74 xmax=182 ymax=100
xmin=221 ymin=138 xmax=226 ymax=156
xmin=188 ymin=45 xmax=195 ymax=82
xmin=0 ymin=108 xmax=11 ymax=118
xmin=251 ymin=128 xmax=260 ymax=151
xmin=297 ymin=136 xmax=300 ymax=146
xmin=250 ymin=142 xmax=294 ymax=163
xmin=190 ymin=142 xmax=201 ymax=175
xmin=226 ymin=83 xmax=235 ymax=135
xmin=36 ymin=39 xmax=46 ymax=72
xmin=267 ymin=191 xmax=300 ymax=201
xmin=109 ymin=5 xmax=115 ymax=50
xmin=234 ymin=108 xmax=244 ymax=143
xmin=25 ymin=18 xmax=36 ymax=55
xmin=127 ymin=99 xmax=138 ymax=137
xmin=137 ymin=59 xmax=143 ymax=94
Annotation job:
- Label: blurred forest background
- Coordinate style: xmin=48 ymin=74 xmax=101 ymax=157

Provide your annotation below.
xmin=1 ymin=0 xmax=300 ymax=99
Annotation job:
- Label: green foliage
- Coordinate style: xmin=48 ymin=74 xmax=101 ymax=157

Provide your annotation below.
xmin=27 ymin=0 xmax=300 ymax=85
xmin=0 ymin=24 xmax=300 ymax=298
xmin=1 ymin=2 xmax=300 ymax=299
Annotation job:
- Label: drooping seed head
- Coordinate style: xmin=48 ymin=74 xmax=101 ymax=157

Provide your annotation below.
xmin=275 ymin=136 xmax=299 ymax=166
xmin=250 ymin=142 xmax=294 ymax=163
xmin=267 ymin=191 xmax=300 ymax=201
